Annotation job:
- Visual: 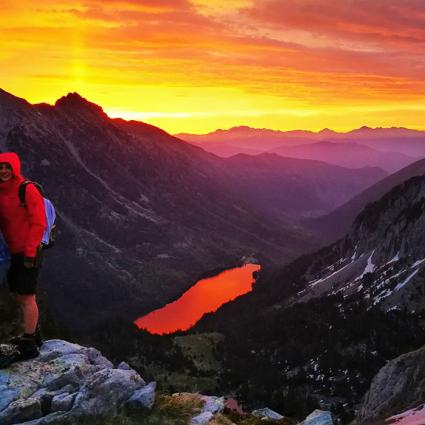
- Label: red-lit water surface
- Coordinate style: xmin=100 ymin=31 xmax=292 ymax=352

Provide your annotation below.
xmin=135 ymin=263 xmax=261 ymax=334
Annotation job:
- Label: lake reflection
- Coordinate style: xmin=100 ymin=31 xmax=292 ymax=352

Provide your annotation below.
xmin=135 ymin=263 xmax=261 ymax=334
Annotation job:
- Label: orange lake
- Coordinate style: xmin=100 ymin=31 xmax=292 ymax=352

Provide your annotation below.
xmin=135 ymin=263 xmax=261 ymax=335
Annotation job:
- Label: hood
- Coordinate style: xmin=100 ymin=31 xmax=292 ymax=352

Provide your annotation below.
xmin=0 ymin=152 xmax=21 ymax=178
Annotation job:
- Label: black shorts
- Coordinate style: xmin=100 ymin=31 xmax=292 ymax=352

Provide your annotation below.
xmin=7 ymin=254 xmax=41 ymax=296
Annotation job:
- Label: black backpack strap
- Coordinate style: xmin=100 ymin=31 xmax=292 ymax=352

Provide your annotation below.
xmin=19 ymin=180 xmax=44 ymax=208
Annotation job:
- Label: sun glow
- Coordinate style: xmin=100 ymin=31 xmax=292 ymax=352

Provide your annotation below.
xmin=2 ymin=0 xmax=425 ymax=133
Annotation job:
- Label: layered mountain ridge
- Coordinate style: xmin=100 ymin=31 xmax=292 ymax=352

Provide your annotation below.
xmin=0 ymin=88 xmax=386 ymax=331
xmin=177 ymin=125 xmax=424 ymax=172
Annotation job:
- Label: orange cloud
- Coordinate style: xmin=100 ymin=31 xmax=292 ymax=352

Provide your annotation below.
xmin=1 ymin=0 xmax=424 ymax=133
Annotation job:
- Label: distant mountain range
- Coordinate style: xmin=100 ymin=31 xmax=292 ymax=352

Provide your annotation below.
xmin=177 ymin=126 xmax=425 ymax=172
xmin=0 ymin=88 xmax=387 ymax=330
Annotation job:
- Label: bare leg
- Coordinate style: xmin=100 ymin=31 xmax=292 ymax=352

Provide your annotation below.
xmin=16 ymin=294 xmax=39 ymax=335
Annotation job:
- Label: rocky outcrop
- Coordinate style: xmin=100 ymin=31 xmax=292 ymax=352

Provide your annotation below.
xmin=0 ymin=340 xmax=156 ymax=425
xmin=356 ymin=345 xmax=425 ymax=423
xmin=252 ymin=407 xmax=284 ymax=420
xmin=187 ymin=394 xmax=224 ymax=425
xmin=300 ymin=409 xmax=333 ymax=425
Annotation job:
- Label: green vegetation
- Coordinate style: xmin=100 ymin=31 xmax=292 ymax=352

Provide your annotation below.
xmin=101 ymin=394 xmax=204 ymax=425
xmin=174 ymin=333 xmax=224 ymax=372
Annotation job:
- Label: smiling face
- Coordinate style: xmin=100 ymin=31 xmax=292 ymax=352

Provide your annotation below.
xmin=0 ymin=163 xmax=12 ymax=182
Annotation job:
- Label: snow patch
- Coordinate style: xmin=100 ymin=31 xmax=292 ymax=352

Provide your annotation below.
xmin=351 ymin=245 xmax=358 ymax=261
xmin=394 ymin=269 xmax=420 ymax=292
xmin=357 ymin=250 xmax=375 ymax=280
xmin=386 ymin=252 xmax=400 ymax=265
xmin=387 ymin=403 xmax=425 ymax=425
xmin=308 ymin=262 xmax=351 ymax=288
xmin=411 ymin=258 xmax=425 ymax=268
xmin=386 ymin=305 xmax=401 ymax=312
xmin=373 ymin=289 xmax=392 ymax=305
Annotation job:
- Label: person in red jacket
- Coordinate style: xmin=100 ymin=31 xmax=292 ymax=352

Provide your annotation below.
xmin=0 ymin=152 xmax=46 ymax=359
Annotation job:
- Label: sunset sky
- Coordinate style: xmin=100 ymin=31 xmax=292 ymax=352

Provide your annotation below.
xmin=1 ymin=0 xmax=425 ymax=134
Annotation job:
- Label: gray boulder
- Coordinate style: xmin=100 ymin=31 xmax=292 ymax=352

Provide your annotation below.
xmin=87 ymin=348 xmax=114 ymax=369
xmin=300 ymin=409 xmax=333 ymax=425
xmin=117 ymin=361 xmax=132 ymax=370
xmin=126 ymin=381 xmax=156 ymax=410
xmin=0 ymin=387 xmax=20 ymax=411
xmin=252 ymin=407 xmax=284 ymax=420
xmin=73 ymin=368 xmax=144 ymax=416
xmin=188 ymin=394 xmax=225 ymax=424
xmin=15 ymin=412 xmax=75 ymax=425
xmin=0 ymin=397 xmax=42 ymax=425
xmin=355 ymin=345 xmax=425 ymax=423
xmin=0 ymin=339 xmax=154 ymax=424
xmin=191 ymin=411 xmax=214 ymax=425
xmin=200 ymin=395 xmax=224 ymax=414
xmin=51 ymin=392 xmax=76 ymax=412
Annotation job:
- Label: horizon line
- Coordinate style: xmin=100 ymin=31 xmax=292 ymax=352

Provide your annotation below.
xmin=2 ymin=87 xmax=425 ymax=136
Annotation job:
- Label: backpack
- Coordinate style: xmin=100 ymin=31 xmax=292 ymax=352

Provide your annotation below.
xmin=0 ymin=231 xmax=10 ymax=265
xmin=19 ymin=180 xmax=57 ymax=249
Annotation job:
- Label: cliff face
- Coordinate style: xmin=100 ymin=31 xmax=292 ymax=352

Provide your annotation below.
xmin=355 ymin=345 xmax=425 ymax=424
xmin=294 ymin=175 xmax=425 ymax=313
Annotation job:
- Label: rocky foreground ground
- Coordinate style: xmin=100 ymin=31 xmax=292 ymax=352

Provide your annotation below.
xmin=0 ymin=339 xmax=334 ymax=425
xmin=0 ymin=339 xmax=423 ymax=425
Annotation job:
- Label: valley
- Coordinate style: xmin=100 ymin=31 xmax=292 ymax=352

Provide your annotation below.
xmin=1 ymin=89 xmax=425 ymax=424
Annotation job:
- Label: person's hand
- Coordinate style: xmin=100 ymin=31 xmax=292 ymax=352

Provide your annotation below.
xmin=23 ymin=257 xmax=35 ymax=269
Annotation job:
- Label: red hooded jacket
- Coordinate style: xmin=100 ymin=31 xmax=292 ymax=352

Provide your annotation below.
xmin=0 ymin=152 xmax=46 ymax=258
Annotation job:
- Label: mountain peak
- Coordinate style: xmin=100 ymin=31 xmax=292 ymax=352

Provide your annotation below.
xmin=318 ymin=128 xmax=337 ymax=136
xmin=0 ymin=88 xmax=31 ymax=110
xmin=55 ymin=92 xmax=105 ymax=116
xmin=357 ymin=125 xmax=373 ymax=131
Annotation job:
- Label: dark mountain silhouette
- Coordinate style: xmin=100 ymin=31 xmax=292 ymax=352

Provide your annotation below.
xmin=0 ymin=88 xmax=385 ymax=331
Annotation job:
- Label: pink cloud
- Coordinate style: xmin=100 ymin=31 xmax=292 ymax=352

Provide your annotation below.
xmin=239 ymin=0 xmax=425 ymax=50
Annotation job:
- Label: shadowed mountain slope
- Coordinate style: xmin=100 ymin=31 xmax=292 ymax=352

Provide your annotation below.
xmin=0 ymin=88 xmax=386 ymax=331
xmin=194 ymin=174 xmax=425 ymax=420
xmin=270 ymin=141 xmax=416 ymax=173
xmin=304 ymin=158 xmax=425 ymax=244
